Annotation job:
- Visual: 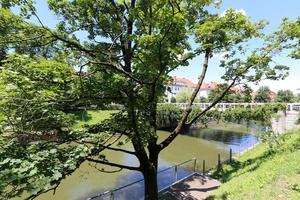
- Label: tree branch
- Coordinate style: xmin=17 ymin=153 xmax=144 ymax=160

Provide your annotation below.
xmin=24 ymin=182 xmax=61 ymax=200
xmin=86 ymin=157 xmax=140 ymax=171
xmin=88 ymin=162 xmax=123 ymax=173
xmin=158 ymin=49 xmax=210 ymax=151
xmin=75 ymin=140 xmax=136 ymax=155
xmin=186 ymin=77 xmax=238 ymax=126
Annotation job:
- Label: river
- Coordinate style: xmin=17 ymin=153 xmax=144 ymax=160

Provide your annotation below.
xmin=35 ymin=122 xmax=259 ymax=200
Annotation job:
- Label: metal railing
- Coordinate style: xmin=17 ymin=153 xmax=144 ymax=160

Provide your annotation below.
xmin=87 ymin=136 xmax=260 ymax=200
xmin=88 ymin=158 xmax=197 ymax=200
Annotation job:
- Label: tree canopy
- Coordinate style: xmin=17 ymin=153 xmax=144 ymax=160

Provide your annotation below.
xmin=175 ymin=88 xmax=198 ymax=103
xmin=0 ymin=1 xmax=293 ymax=199
xmin=254 ymin=86 xmax=272 ymax=103
xmin=276 ymin=89 xmax=295 ymax=103
xmin=208 ymin=84 xmax=253 ymax=103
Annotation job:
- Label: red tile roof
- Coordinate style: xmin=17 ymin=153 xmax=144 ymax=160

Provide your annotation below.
xmin=170 ymin=77 xmax=247 ymax=93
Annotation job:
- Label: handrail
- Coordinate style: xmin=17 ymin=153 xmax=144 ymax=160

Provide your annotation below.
xmin=87 ymin=158 xmax=197 ymax=200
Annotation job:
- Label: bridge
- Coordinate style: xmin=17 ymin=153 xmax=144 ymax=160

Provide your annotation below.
xmin=159 ymin=103 xmax=300 ymax=134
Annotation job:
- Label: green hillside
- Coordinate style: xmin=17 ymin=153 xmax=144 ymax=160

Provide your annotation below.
xmin=209 ymin=129 xmax=300 ymax=200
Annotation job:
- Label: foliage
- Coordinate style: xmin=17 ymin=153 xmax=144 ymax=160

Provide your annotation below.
xmin=210 ymin=129 xmax=300 ymax=200
xmin=0 ymin=55 xmax=77 ymax=134
xmin=275 ymin=17 xmax=300 ymax=59
xmin=240 ymin=85 xmax=253 ymax=103
xmin=254 ymin=86 xmax=272 ymax=103
xmin=199 ymin=96 xmax=208 ymax=103
xmin=0 ymin=1 xmax=291 ymax=199
xmin=208 ymin=83 xmax=235 ymax=103
xmin=276 ymin=89 xmax=295 ymax=103
xmin=175 ymin=88 xmax=193 ymax=103
xmin=156 ymin=103 xmax=286 ymax=130
xmin=170 ymin=97 xmax=176 ymax=103
xmin=208 ymin=84 xmax=253 ymax=103
xmin=156 ymin=104 xmax=182 ymax=129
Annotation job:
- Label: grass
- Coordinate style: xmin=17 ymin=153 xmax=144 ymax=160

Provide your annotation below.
xmin=72 ymin=110 xmax=116 ymax=129
xmin=208 ymin=129 xmax=300 ymax=200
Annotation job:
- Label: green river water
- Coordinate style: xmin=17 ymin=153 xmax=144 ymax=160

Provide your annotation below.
xmin=30 ymin=123 xmax=259 ymax=200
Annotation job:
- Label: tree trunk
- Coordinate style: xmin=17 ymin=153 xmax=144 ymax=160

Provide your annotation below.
xmin=143 ymin=164 xmax=158 ymax=200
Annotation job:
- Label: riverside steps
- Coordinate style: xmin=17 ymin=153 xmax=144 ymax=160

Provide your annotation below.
xmin=159 ymin=173 xmax=221 ymax=200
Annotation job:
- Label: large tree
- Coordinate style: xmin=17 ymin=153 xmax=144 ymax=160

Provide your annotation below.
xmin=208 ymin=83 xmax=236 ymax=103
xmin=254 ymin=86 xmax=272 ymax=103
xmin=176 ymin=88 xmax=197 ymax=103
xmin=0 ymin=1 xmax=289 ymax=200
xmin=276 ymin=89 xmax=295 ymax=103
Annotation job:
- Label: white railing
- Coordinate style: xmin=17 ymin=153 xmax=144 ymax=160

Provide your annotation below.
xmin=158 ymin=103 xmax=300 ymax=112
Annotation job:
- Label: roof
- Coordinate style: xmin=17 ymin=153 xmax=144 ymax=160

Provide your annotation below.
xmin=172 ymin=76 xmax=196 ymax=88
xmin=169 ymin=77 xmax=248 ymax=93
xmin=171 ymin=76 xmax=215 ymax=90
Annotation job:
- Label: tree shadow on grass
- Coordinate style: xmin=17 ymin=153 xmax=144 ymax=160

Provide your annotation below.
xmin=210 ymin=150 xmax=275 ymax=183
xmin=206 ymin=192 xmax=229 ymax=200
xmin=72 ymin=110 xmax=92 ymax=122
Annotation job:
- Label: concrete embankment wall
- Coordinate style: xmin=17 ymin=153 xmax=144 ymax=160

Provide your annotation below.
xmin=271 ymin=111 xmax=299 ymax=134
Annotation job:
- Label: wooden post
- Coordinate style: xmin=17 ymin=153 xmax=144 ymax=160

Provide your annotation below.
xmin=110 ymin=192 xmax=114 ymax=200
xmin=203 ymin=160 xmax=205 ymax=175
xmin=218 ymin=153 xmax=221 ymax=167
xmin=230 ymin=148 xmax=232 ymax=162
xmin=174 ymin=165 xmax=178 ymax=182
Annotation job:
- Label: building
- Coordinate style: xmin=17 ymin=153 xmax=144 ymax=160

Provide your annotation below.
xmin=166 ymin=76 xmax=216 ymax=102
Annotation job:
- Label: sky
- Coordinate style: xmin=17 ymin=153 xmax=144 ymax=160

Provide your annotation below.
xmin=171 ymin=0 xmax=300 ymax=93
xmin=27 ymin=0 xmax=300 ymax=93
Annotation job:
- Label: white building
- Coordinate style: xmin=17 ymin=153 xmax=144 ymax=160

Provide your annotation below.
xmin=166 ymin=76 xmax=217 ymax=103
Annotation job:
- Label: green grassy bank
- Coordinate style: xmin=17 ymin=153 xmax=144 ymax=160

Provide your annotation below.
xmin=209 ymin=129 xmax=300 ymax=200
xmin=72 ymin=110 xmax=115 ymax=129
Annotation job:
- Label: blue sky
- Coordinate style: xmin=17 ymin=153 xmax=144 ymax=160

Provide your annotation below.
xmin=171 ymin=0 xmax=300 ymax=93
xmin=29 ymin=0 xmax=300 ymax=93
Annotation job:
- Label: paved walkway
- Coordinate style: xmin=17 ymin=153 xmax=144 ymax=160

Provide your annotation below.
xmin=159 ymin=173 xmax=221 ymax=200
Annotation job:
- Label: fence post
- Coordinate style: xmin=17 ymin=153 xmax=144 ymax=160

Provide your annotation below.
xmin=110 ymin=192 xmax=114 ymax=200
xmin=193 ymin=159 xmax=197 ymax=172
xmin=218 ymin=153 xmax=221 ymax=167
xmin=230 ymin=148 xmax=232 ymax=162
xmin=174 ymin=165 xmax=178 ymax=182
xmin=202 ymin=160 xmax=206 ymax=176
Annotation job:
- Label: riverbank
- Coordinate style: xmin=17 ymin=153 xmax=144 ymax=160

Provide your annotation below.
xmin=209 ymin=129 xmax=300 ymax=200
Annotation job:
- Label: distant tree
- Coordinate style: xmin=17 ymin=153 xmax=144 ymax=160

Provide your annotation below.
xmin=199 ymin=96 xmax=208 ymax=103
xmin=296 ymin=93 xmax=300 ymax=102
xmin=209 ymin=84 xmax=253 ymax=103
xmin=276 ymin=89 xmax=295 ymax=103
xmin=240 ymin=85 xmax=253 ymax=103
xmin=254 ymin=86 xmax=272 ymax=103
xmin=170 ymin=96 xmax=176 ymax=103
xmin=208 ymin=83 xmax=235 ymax=103
xmin=176 ymin=88 xmax=193 ymax=103
xmin=158 ymin=96 xmax=166 ymax=103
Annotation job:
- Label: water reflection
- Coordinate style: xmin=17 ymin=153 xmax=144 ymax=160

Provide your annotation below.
xmin=100 ymin=160 xmax=194 ymax=200
xmin=35 ymin=124 xmax=259 ymax=200
xmin=187 ymin=127 xmax=259 ymax=154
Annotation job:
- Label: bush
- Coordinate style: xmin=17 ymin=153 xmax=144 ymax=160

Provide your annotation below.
xmin=156 ymin=104 xmax=182 ymax=129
